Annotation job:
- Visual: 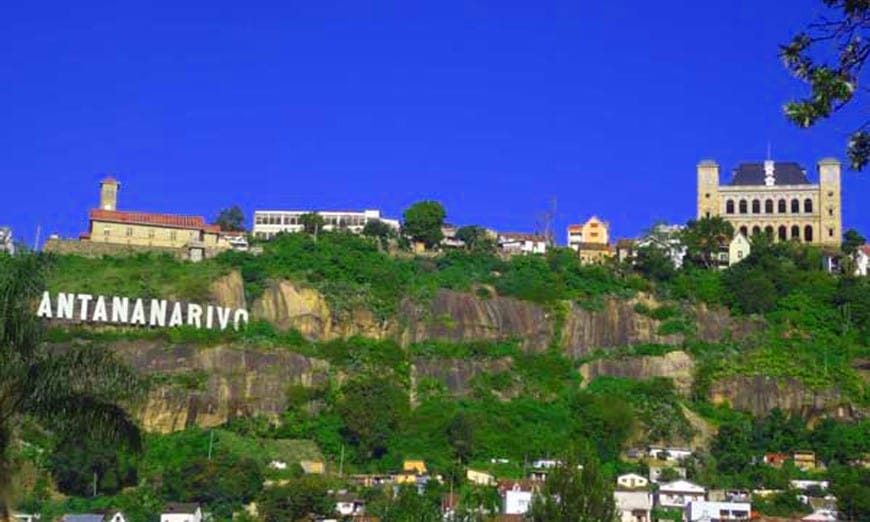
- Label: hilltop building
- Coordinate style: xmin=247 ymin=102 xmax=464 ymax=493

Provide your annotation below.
xmin=45 ymin=177 xmax=239 ymax=261
xmin=252 ymin=209 xmax=399 ymax=239
xmin=697 ymin=158 xmax=841 ymax=246
xmin=0 ymin=227 xmax=14 ymax=255
xmin=567 ymin=216 xmax=613 ymax=264
xmin=498 ymin=232 xmax=548 ymax=255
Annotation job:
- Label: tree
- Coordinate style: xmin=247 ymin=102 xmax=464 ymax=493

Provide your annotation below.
xmin=257 ymin=476 xmax=332 ymax=522
xmin=402 ymin=201 xmax=446 ymax=249
xmin=362 ymin=219 xmax=395 ymax=241
xmin=634 ymin=244 xmax=677 ymax=282
xmin=162 ymin=455 xmax=264 ymax=516
xmin=447 ymin=411 xmax=474 ymax=464
xmin=299 ymin=212 xmax=326 ymax=235
xmin=781 ymin=1 xmax=869 ymax=170
xmin=49 ymin=436 xmax=137 ymax=497
xmin=455 ymin=225 xmax=496 ymax=253
xmin=527 ymin=444 xmax=618 ymax=522
xmin=336 ymin=376 xmax=409 ymax=460
xmin=0 ymin=254 xmax=143 ymax=522
xmin=843 ymin=228 xmax=866 ymax=254
xmin=681 ymin=217 xmax=734 ymax=269
xmin=213 ymin=205 xmax=246 ymax=232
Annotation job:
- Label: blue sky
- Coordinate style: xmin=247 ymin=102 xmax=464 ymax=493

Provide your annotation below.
xmin=1 ymin=1 xmax=867 ymax=247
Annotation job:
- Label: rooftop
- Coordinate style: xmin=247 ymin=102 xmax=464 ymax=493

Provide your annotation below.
xmin=729 ymin=162 xmax=811 ymax=186
xmin=90 ymin=209 xmax=221 ymax=233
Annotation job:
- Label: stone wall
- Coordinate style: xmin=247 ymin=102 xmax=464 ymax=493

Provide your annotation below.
xmin=43 ymin=238 xmax=223 ymax=261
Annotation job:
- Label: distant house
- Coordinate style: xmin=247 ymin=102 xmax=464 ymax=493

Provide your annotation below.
xmin=792 ymin=451 xmax=817 ymax=471
xmin=685 ymin=500 xmax=751 ymax=521
xmin=567 ymin=216 xmax=610 ymax=250
xmin=103 ymin=512 xmax=127 ymax=522
xmin=762 ymin=453 xmax=789 ymax=468
xmin=498 ymin=479 xmax=538 ymax=515
xmin=656 ymin=480 xmax=706 ymax=509
xmin=252 ymin=209 xmax=399 ymax=239
xmin=466 ymin=468 xmax=496 ymax=486
xmin=300 ymin=459 xmax=325 ymax=474
xmin=790 ymin=480 xmax=829 ymax=492
xmin=615 ymin=239 xmax=636 ymax=263
xmin=218 ymin=230 xmax=249 ymax=252
xmin=802 ymin=509 xmax=838 ymax=521
xmin=635 ymin=224 xmax=687 ymax=269
xmin=725 ymin=232 xmax=751 ymax=267
xmin=648 ymin=446 xmax=692 ymax=462
xmin=531 ymin=458 xmax=561 ymax=469
xmin=403 ymin=459 xmax=427 ymax=474
xmin=615 ymin=491 xmax=652 ymax=522
xmin=0 ymin=226 xmax=13 ymax=255
xmin=334 ymin=493 xmax=365 ymax=516
xmin=62 ymin=515 xmax=105 ymax=522
xmin=498 ymin=232 xmax=547 ymax=255
xmin=855 ymin=245 xmax=870 ymax=276
xmin=161 ymin=503 xmax=203 ymax=522
xmin=617 ymin=473 xmax=649 ymax=490
xmin=13 ymin=514 xmax=38 ymax=522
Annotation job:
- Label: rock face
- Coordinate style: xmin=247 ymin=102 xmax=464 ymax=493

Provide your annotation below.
xmin=209 ymin=271 xmax=246 ymax=310
xmin=114 ymin=340 xmax=330 ymax=433
xmin=412 ymin=356 xmax=514 ymax=399
xmin=561 ymin=300 xmax=680 ymax=358
xmin=399 ymin=290 xmax=553 ymax=351
xmin=708 ymin=376 xmax=855 ymax=418
xmin=251 ymin=280 xmax=388 ymax=340
xmin=578 ymin=350 xmax=695 ymax=395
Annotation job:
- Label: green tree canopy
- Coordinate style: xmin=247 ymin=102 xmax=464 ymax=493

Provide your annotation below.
xmin=0 ymin=255 xmax=143 ymax=521
xmin=402 ymin=201 xmax=446 ymax=249
xmin=299 ymin=212 xmax=326 ymax=235
xmin=256 ymin=476 xmax=332 ymax=522
xmin=527 ymin=443 xmax=618 ymax=522
xmin=337 ymin=375 xmax=409 ymax=460
xmin=781 ymin=0 xmax=869 ymax=169
xmin=213 ymin=205 xmax=246 ymax=232
xmin=843 ymin=228 xmax=866 ymax=255
xmin=682 ymin=216 xmax=734 ymax=269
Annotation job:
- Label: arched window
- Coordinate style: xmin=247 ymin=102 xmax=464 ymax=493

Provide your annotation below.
xmin=726 ymin=200 xmax=735 ymax=214
xmin=739 ymin=200 xmax=748 ymax=214
xmin=804 ymin=225 xmax=813 ymax=242
xmin=739 ymin=226 xmax=748 ymax=237
xmin=765 ymin=199 xmax=774 ymax=214
xmin=765 ymin=225 xmax=774 ymax=238
xmin=752 ymin=199 xmax=761 ymax=214
xmin=791 ymin=225 xmax=800 ymax=240
xmin=778 ymin=199 xmax=787 ymax=213
xmin=791 ymin=199 xmax=800 ymax=213
xmin=752 ymin=225 xmax=761 ymax=236
xmin=778 ymin=226 xmax=787 ymax=241
xmin=804 ymin=198 xmax=813 ymax=213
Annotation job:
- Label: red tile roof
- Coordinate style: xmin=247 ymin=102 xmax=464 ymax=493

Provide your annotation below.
xmin=89 ymin=209 xmax=220 ymax=232
xmin=101 ymin=176 xmax=119 ymax=185
xmin=859 ymin=245 xmax=870 ymax=256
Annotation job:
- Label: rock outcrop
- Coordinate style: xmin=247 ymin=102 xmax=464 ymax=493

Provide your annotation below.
xmin=708 ymin=376 xmax=855 ymax=418
xmin=113 ymin=340 xmax=330 ymax=433
xmin=412 ymin=356 xmax=514 ymax=399
xmin=209 ymin=271 xmax=246 ymax=310
xmin=578 ymin=350 xmax=695 ymax=395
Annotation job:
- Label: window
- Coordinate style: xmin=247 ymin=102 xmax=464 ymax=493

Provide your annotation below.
xmin=739 ymin=200 xmax=748 ymax=214
xmin=791 ymin=225 xmax=800 ymax=239
xmin=765 ymin=199 xmax=774 ymax=214
xmin=255 ymin=215 xmax=264 ymax=225
xmin=765 ymin=225 xmax=774 ymax=238
xmin=739 ymin=226 xmax=748 ymax=237
xmin=126 ymin=227 xmax=133 ymax=237
xmin=778 ymin=226 xmax=787 ymax=241
xmin=778 ymin=199 xmax=786 ymax=213
xmin=726 ymin=200 xmax=735 ymax=214
xmin=804 ymin=198 xmax=813 ymax=213
xmin=804 ymin=225 xmax=813 ymax=242
xmin=791 ymin=199 xmax=800 ymax=213
xmin=752 ymin=199 xmax=761 ymax=214
xmin=828 ymin=208 xmax=833 ymax=217
xmin=829 ymin=228 xmax=834 ymax=237
xmin=148 ymin=230 xmax=155 ymax=239
xmin=705 ymin=193 xmax=710 ymax=199
xmin=752 ymin=225 xmax=761 ymax=236
xmin=103 ymin=228 xmax=110 ymax=236
xmin=170 ymin=231 xmax=177 ymax=241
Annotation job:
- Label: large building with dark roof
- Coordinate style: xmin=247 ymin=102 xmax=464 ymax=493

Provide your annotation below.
xmin=697 ymin=158 xmax=841 ymax=246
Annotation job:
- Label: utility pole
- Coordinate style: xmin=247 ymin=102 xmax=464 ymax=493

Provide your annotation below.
xmin=92 ymin=470 xmax=97 ymax=497
xmin=207 ymin=429 xmax=215 ymax=460
xmin=338 ymin=444 xmax=345 ymax=477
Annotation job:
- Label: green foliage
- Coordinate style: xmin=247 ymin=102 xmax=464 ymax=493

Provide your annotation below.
xmin=49 ymin=436 xmax=137 ymax=497
xmin=527 ymin=443 xmax=618 ymax=522
xmin=213 ymin=205 xmax=245 ymax=232
xmin=256 ymin=476 xmax=333 ymax=522
xmin=842 ymin=228 xmax=866 ymax=254
xmin=403 ymin=201 xmax=446 ymax=248
xmin=682 ymin=217 xmax=734 ymax=269
xmin=781 ymin=1 xmax=869 ymax=169
xmin=337 ymin=375 xmax=410 ymax=460
xmin=298 ymin=212 xmax=326 ymax=235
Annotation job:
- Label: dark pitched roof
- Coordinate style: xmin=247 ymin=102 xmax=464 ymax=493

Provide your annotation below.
xmin=729 ymin=162 xmax=811 ymax=186
xmin=162 ymin=503 xmax=200 ymax=515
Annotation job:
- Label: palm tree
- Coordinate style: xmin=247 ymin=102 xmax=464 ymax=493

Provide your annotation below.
xmin=0 ymin=254 xmax=143 ymax=521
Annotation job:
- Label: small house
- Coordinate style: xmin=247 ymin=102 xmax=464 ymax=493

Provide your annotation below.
xmin=466 ymin=468 xmax=496 ymax=486
xmin=160 ymin=503 xmax=203 ymax=522
xmin=656 ymin=480 xmax=706 ymax=509
xmin=685 ymin=500 xmax=751 ymax=521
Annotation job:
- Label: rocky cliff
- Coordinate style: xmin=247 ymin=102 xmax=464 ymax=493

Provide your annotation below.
xmin=578 ymin=350 xmax=695 ymax=395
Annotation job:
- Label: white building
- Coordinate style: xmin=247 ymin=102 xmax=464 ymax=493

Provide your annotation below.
xmin=855 ymin=245 xmax=870 ymax=276
xmin=790 ymin=480 xmax=829 ymax=492
xmin=334 ymin=493 xmax=365 ymax=516
xmin=657 ymin=480 xmax=706 ymax=509
xmin=615 ymin=491 xmax=652 ymax=522
xmin=648 ymin=447 xmax=693 ymax=462
xmin=160 ymin=503 xmax=202 ymax=522
xmin=686 ymin=500 xmax=751 ymax=521
xmin=617 ymin=473 xmax=649 ymax=490
xmin=727 ymin=233 xmax=751 ymax=266
xmin=499 ymin=480 xmax=535 ymax=515
xmin=252 ymin=209 xmax=399 ymax=239
xmin=634 ymin=224 xmax=687 ymax=268
xmin=0 ymin=227 xmax=13 ymax=255
xmin=498 ymin=232 xmax=548 ymax=255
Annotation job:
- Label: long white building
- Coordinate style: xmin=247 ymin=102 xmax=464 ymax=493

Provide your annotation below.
xmin=252 ymin=209 xmax=399 ymax=239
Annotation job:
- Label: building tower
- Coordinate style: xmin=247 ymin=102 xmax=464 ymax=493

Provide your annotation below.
xmin=817 ymin=158 xmax=842 ymax=246
xmin=696 ymin=160 xmax=720 ymax=219
xmin=100 ymin=177 xmax=119 ymax=211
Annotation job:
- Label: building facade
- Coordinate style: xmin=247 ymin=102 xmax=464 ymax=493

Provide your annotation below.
xmin=498 ymin=232 xmax=548 ymax=255
xmin=252 ymin=209 xmax=399 ymax=239
xmin=697 ymin=158 xmax=841 ymax=246
xmin=567 ymin=216 xmax=610 ymax=249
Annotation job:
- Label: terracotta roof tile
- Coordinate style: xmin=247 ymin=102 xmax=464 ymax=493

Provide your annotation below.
xmin=90 ymin=209 xmax=220 ymax=232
